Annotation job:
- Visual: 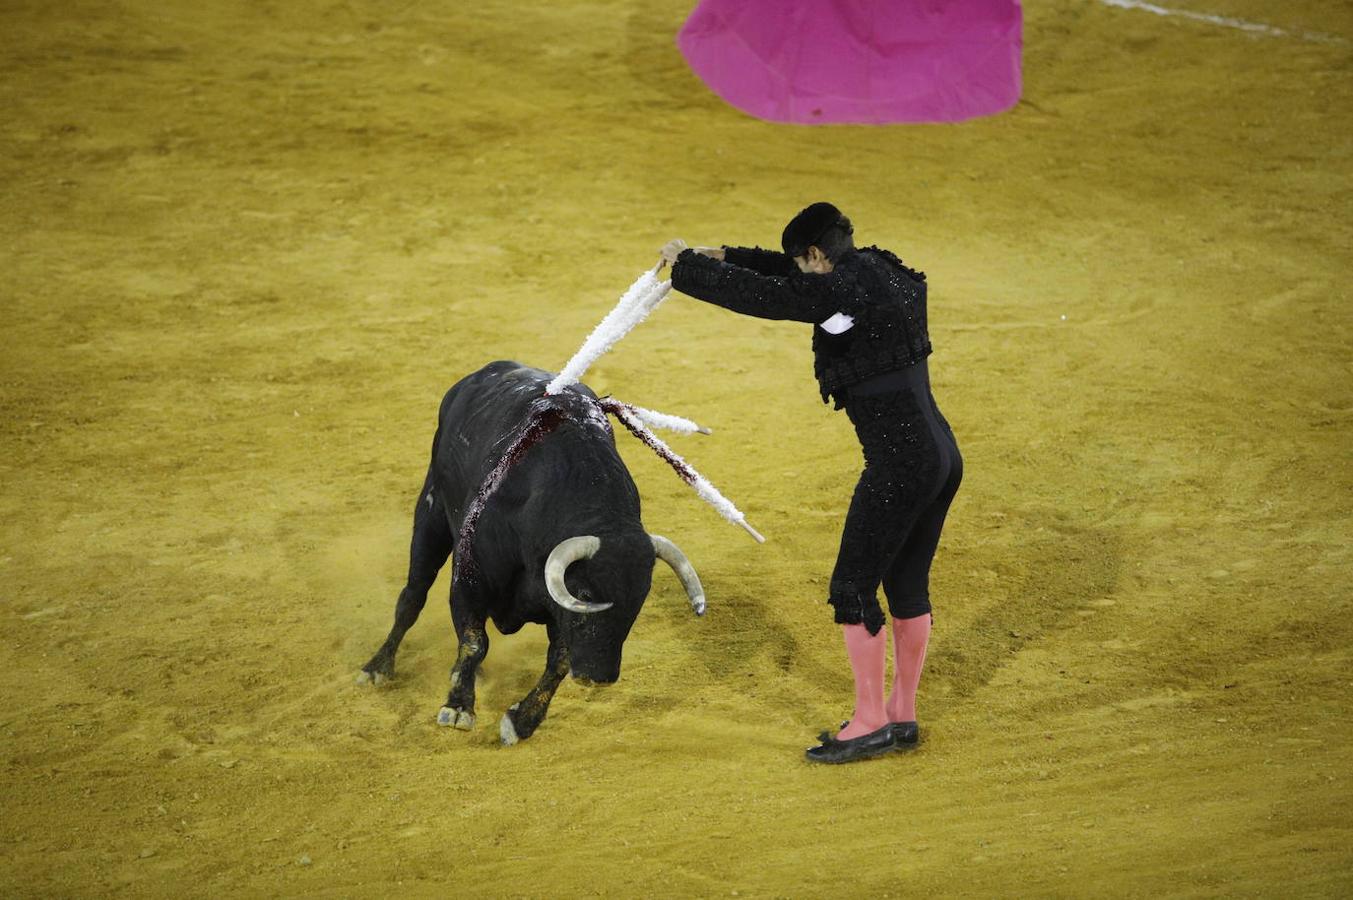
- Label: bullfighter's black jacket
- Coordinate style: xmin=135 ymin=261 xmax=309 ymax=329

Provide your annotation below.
xmin=671 ymin=245 xmax=932 ymax=408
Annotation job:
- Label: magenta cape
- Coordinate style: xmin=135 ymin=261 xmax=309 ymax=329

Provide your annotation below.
xmin=676 ymin=0 xmax=1023 ymax=125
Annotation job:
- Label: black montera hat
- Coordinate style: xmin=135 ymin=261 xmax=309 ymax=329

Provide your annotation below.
xmin=781 ymin=202 xmax=849 ymax=257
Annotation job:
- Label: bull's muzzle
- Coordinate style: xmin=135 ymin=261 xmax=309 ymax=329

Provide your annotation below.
xmin=570 ymin=673 xmax=616 ymax=688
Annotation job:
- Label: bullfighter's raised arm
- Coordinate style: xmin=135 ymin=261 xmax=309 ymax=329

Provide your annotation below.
xmin=721 ymin=245 xmax=800 ymax=277
xmin=667 ymin=247 xmax=848 ymax=324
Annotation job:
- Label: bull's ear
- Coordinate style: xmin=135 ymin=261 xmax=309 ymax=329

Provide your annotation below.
xmin=651 ymin=535 xmax=705 ymax=616
xmin=545 ymin=536 xmax=611 ymax=614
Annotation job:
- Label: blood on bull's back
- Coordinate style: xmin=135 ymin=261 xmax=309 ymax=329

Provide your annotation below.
xmin=433 ymin=361 xmax=642 ymax=564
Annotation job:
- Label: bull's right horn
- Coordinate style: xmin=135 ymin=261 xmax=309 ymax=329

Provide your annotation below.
xmin=651 ymin=535 xmax=706 ymax=616
xmin=544 ymin=535 xmax=611 ymax=614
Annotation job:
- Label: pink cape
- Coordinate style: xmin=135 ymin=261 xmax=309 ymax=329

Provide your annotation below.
xmin=676 ymin=0 xmax=1023 ymax=125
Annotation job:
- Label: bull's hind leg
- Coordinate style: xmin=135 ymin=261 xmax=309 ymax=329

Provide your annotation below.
xmin=438 ymin=595 xmax=489 ymax=730
xmin=500 ymin=625 xmax=569 ymax=745
xmin=358 ymin=472 xmax=452 ymax=685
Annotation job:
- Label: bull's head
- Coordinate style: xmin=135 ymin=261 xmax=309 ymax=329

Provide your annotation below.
xmin=544 ymin=533 xmax=704 ymax=684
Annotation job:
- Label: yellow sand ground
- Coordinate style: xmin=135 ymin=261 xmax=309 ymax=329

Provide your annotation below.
xmin=2 ymin=1 xmax=1350 ymax=895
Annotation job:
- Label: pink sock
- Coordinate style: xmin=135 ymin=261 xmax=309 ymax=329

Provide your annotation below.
xmin=886 ymin=614 xmax=931 ymax=723
xmin=837 ymin=623 xmax=888 ymax=740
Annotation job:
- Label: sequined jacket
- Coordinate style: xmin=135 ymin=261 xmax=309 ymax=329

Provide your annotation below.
xmin=671 ymin=245 xmax=932 ymax=408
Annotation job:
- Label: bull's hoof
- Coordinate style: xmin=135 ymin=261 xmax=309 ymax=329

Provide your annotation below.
xmin=437 ymin=706 xmax=476 ymax=730
xmin=359 ymin=650 xmax=396 ymax=685
xmin=499 ymin=704 xmax=521 ymax=746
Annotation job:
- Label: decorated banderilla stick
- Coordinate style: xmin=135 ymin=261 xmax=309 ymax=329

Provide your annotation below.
xmin=601 ymin=398 xmax=765 ymax=543
xmin=545 ymin=262 xmax=670 ymax=397
xmin=459 ymin=263 xmax=762 ymax=582
xmin=546 ymin=262 xmax=764 ymax=542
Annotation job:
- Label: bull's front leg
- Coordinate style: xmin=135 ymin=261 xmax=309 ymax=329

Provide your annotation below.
xmin=437 ymin=607 xmax=489 ymax=731
xmin=499 ymin=625 xmax=569 ymax=746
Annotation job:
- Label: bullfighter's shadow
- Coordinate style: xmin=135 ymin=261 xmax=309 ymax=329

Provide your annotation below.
xmin=924 ymin=506 xmax=1126 ymax=711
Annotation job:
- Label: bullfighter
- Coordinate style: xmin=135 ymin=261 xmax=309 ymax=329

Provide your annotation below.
xmin=660 ymin=202 xmax=963 ymax=764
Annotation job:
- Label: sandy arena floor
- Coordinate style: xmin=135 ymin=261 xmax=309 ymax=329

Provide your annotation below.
xmin=2 ymin=0 xmax=1351 ymax=896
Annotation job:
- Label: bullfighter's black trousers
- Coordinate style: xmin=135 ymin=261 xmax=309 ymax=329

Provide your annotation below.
xmin=827 ymin=359 xmax=963 ymax=635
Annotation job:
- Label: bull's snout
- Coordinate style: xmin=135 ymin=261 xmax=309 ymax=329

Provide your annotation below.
xmin=571 ymin=670 xmax=619 ymax=688
xmin=567 ymin=637 xmax=623 ymax=686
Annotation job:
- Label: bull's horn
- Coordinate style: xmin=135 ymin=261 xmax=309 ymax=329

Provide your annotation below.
xmin=544 ymin=536 xmax=611 ymax=614
xmin=651 ymin=534 xmax=706 ymax=616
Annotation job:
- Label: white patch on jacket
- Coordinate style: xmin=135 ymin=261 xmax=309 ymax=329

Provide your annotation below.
xmin=819 ymin=312 xmax=855 ymax=335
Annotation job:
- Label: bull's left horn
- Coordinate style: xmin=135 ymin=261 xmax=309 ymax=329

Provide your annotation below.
xmin=544 ymin=536 xmax=611 ymax=614
xmin=651 ymin=535 xmax=706 ymax=616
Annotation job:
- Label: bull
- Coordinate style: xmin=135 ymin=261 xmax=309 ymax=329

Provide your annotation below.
xmin=357 ymin=360 xmax=705 ymax=744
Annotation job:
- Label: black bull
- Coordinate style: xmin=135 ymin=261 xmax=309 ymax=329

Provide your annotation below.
xmin=358 ymin=361 xmax=705 ymax=744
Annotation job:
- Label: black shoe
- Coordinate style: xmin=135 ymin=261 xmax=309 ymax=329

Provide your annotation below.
xmin=805 ymin=723 xmax=897 ymax=764
xmin=891 ymin=720 xmax=919 ymax=749
xmin=816 ymin=720 xmax=850 ymax=743
xmin=819 ymin=720 xmax=920 ymax=746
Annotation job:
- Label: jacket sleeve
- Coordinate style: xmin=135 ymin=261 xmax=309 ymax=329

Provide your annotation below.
xmin=722 ymin=245 xmax=799 ymax=277
xmin=671 ymin=249 xmax=847 ymax=324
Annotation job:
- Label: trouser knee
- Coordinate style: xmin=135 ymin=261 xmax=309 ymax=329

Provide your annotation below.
xmin=827 ymin=590 xmax=886 ymax=636
xmin=886 ymin=593 xmax=932 ymax=620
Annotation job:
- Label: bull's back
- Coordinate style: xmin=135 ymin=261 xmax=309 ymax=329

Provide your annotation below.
xmin=431 ymin=361 xmax=611 ymax=525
